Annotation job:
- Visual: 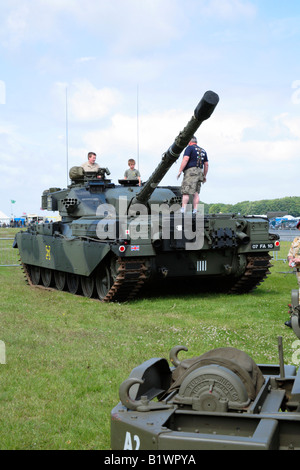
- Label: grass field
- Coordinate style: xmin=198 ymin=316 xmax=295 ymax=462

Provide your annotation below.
xmin=0 ymin=229 xmax=298 ymax=449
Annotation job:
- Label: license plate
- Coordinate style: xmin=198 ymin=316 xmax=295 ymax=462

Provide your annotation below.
xmin=251 ymin=243 xmax=274 ymax=250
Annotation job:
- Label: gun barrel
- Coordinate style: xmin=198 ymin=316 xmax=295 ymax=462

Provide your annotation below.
xmin=134 ymin=91 xmax=219 ymax=205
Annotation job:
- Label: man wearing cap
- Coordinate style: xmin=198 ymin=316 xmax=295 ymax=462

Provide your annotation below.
xmin=287 ymin=220 xmax=300 ymax=301
xmin=177 ymin=136 xmax=208 ymax=214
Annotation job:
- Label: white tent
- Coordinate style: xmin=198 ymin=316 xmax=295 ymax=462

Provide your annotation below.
xmin=0 ymin=210 xmax=10 ymax=224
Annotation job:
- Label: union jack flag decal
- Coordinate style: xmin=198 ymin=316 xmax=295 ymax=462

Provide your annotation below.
xmin=131 ymin=245 xmax=140 ymax=251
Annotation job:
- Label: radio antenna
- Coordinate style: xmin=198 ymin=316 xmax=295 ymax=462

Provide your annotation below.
xmin=136 ymin=84 xmax=140 ymax=170
xmin=66 ymin=87 xmax=69 ymax=185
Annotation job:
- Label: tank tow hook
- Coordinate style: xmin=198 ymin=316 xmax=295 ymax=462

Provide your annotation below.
xmin=119 ymin=378 xmax=173 ymax=412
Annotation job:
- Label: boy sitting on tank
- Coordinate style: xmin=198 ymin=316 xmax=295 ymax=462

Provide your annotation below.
xmin=124 ymin=159 xmax=141 ymax=186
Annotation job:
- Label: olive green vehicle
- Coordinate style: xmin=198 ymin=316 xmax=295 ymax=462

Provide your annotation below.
xmin=111 ymin=292 xmax=300 ymax=450
xmin=14 ymin=91 xmax=280 ymax=302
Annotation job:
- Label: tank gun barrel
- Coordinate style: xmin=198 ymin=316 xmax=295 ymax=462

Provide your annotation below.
xmin=133 ymin=90 xmax=219 ymax=205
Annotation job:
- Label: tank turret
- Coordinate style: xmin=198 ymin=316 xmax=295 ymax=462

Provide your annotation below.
xmin=14 ymin=91 xmax=280 ymax=302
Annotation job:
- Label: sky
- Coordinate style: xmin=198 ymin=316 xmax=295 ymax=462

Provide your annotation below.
xmin=0 ymin=0 xmax=300 ymax=218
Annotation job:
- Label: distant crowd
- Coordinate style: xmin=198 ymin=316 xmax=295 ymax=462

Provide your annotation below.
xmin=0 ymin=220 xmax=26 ymax=228
xmin=0 ymin=218 xmax=54 ymax=228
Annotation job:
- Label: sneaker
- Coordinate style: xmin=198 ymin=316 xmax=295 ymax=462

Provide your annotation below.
xmin=192 ymin=209 xmax=197 ymax=214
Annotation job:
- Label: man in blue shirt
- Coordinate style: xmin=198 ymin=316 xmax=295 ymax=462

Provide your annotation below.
xmin=177 ymin=136 xmax=208 ymax=213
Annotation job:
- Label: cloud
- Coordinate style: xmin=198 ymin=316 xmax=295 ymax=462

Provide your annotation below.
xmin=54 ymin=80 xmax=122 ymax=122
xmin=0 ymin=0 xmax=184 ymax=51
xmin=0 ymin=1 xmax=65 ymax=48
xmin=291 ymin=80 xmax=300 ymax=105
xmin=278 ymin=114 xmax=300 ymax=139
xmin=0 ymin=0 xmax=257 ymax=53
xmin=0 ymin=121 xmax=16 ymax=136
xmin=82 ymin=109 xmax=192 ymax=161
xmin=198 ymin=0 xmax=257 ymax=20
xmin=75 ymin=57 xmax=96 ymax=63
xmin=1 ymin=4 xmax=29 ymax=48
xmin=98 ymin=57 xmax=168 ymax=85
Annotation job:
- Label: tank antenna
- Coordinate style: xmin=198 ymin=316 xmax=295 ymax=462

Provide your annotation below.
xmin=66 ymin=87 xmax=69 ymax=185
xmin=136 ymin=84 xmax=140 ymax=171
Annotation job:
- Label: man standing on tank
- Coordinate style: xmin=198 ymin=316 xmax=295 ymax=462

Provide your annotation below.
xmin=177 ymin=136 xmax=208 ymax=214
xmin=81 ymin=152 xmax=100 ymax=172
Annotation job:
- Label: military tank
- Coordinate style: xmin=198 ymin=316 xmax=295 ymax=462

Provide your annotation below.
xmin=14 ymin=91 xmax=280 ymax=302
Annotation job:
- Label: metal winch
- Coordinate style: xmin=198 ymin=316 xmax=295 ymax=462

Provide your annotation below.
xmin=111 ymin=326 xmax=300 ymax=450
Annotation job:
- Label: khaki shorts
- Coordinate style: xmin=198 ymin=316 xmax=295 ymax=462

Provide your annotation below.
xmin=181 ymin=167 xmax=204 ymax=195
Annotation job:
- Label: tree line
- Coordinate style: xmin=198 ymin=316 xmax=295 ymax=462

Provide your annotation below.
xmin=201 ymin=196 xmax=300 ymax=217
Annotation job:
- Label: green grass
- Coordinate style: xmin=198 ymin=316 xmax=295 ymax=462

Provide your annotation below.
xmin=0 ymin=231 xmax=298 ymax=449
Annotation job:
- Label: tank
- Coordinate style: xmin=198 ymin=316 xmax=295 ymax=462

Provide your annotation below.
xmin=14 ymin=91 xmax=280 ymax=302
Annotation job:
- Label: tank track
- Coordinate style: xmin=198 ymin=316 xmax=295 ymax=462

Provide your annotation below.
xmin=20 ymin=253 xmax=272 ymax=301
xmin=228 ymin=254 xmax=272 ymax=294
xmin=102 ymin=258 xmax=148 ymax=302
xmin=20 ymin=257 xmax=148 ymax=303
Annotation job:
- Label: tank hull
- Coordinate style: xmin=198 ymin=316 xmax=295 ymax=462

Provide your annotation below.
xmin=15 ymin=211 xmax=279 ymax=302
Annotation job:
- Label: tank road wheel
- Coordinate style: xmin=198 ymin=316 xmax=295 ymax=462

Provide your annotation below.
xmin=30 ymin=265 xmax=41 ymax=285
xmin=67 ymin=273 xmax=81 ymax=295
xmin=54 ymin=271 xmax=66 ymax=291
xmin=95 ymin=266 xmax=111 ymax=300
xmin=110 ymin=256 xmax=120 ymax=283
xmin=41 ymin=268 xmax=53 ymax=287
xmin=81 ymin=276 xmax=95 ymax=298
